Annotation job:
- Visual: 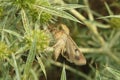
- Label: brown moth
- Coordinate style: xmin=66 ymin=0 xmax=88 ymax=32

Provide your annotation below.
xmin=52 ymin=24 xmax=86 ymax=65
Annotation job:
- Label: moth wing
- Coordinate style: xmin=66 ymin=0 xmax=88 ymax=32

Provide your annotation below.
xmin=63 ymin=36 xmax=86 ymax=65
xmin=53 ymin=38 xmax=66 ymax=60
xmin=53 ymin=32 xmax=67 ymax=60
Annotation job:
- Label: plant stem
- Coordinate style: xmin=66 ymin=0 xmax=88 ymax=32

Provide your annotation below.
xmin=79 ymin=48 xmax=103 ymax=53
xmin=109 ymin=31 xmax=120 ymax=48
xmin=50 ymin=60 xmax=93 ymax=80
xmin=106 ymin=51 xmax=120 ymax=64
xmin=46 ymin=47 xmax=103 ymax=53
xmin=70 ymin=9 xmax=105 ymax=46
xmin=59 ymin=0 xmax=105 ymax=46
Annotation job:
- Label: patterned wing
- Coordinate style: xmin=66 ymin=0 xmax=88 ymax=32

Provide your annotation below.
xmin=63 ymin=35 xmax=86 ymax=65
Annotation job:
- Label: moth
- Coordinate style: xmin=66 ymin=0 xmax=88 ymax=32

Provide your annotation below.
xmin=51 ymin=24 xmax=86 ymax=65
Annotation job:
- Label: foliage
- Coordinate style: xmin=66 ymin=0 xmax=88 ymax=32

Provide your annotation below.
xmin=0 ymin=42 xmax=12 ymax=59
xmin=24 ymin=29 xmax=50 ymax=52
xmin=0 ymin=0 xmax=120 ymax=80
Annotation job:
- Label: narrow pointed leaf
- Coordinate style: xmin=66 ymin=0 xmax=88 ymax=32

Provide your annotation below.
xmin=37 ymin=56 xmax=47 ymax=79
xmin=34 ymin=5 xmax=82 ymax=23
xmin=23 ymin=35 xmax=37 ymax=80
xmin=53 ymin=4 xmax=86 ymax=10
xmin=60 ymin=64 xmax=66 ymax=80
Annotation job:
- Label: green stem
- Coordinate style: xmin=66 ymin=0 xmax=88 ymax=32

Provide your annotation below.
xmin=106 ymin=51 xmax=120 ymax=64
xmin=79 ymin=48 xmax=103 ymax=53
xmin=60 ymin=0 xmax=105 ymax=46
xmin=70 ymin=9 xmax=105 ymax=46
xmin=50 ymin=60 xmax=93 ymax=80
xmin=109 ymin=31 xmax=120 ymax=48
xmin=46 ymin=47 xmax=103 ymax=54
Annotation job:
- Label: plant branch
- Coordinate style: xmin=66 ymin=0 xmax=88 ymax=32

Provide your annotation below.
xmin=106 ymin=51 xmax=120 ymax=64
xmin=46 ymin=47 xmax=103 ymax=53
xmin=109 ymin=31 xmax=120 ymax=48
xmin=70 ymin=9 xmax=105 ymax=46
xmin=50 ymin=60 xmax=93 ymax=80
xmin=59 ymin=0 xmax=105 ymax=46
xmin=79 ymin=48 xmax=103 ymax=53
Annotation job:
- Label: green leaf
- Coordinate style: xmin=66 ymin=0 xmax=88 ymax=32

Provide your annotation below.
xmin=36 ymin=55 xmax=47 ymax=79
xmin=3 ymin=29 xmax=23 ymax=39
xmin=12 ymin=54 xmax=21 ymax=80
xmin=23 ymin=34 xmax=37 ymax=80
xmin=106 ymin=66 xmax=120 ymax=79
xmin=86 ymin=20 xmax=110 ymax=28
xmin=21 ymin=9 xmax=31 ymax=34
xmin=95 ymin=70 xmax=101 ymax=80
xmin=34 ymin=5 xmax=82 ymax=23
xmin=104 ymin=2 xmax=113 ymax=15
xmin=53 ymin=4 xmax=86 ymax=10
xmin=98 ymin=15 xmax=120 ymax=19
xmin=60 ymin=64 xmax=66 ymax=80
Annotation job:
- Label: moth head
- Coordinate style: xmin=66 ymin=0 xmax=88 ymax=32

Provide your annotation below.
xmin=60 ymin=24 xmax=69 ymax=35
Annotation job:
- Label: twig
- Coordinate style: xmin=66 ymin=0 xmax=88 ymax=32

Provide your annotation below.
xmin=79 ymin=48 xmax=103 ymax=53
xmin=50 ymin=60 xmax=93 ymax=80
xmin=59 ymin=0 xmax=105 ymax=46
xmin=109 ymin=31 xmax=120 ymax=48
xmin=106 ymin=51 xmax=120 ymax=64
xmin=46 ymin=47 xmax=103 ymax=53
xmin=70 ymin=9 xmax=105 ymax=46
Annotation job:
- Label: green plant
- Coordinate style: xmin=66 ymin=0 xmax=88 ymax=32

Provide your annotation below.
xmin=0 ymin=0 xmax=120 ymax=80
